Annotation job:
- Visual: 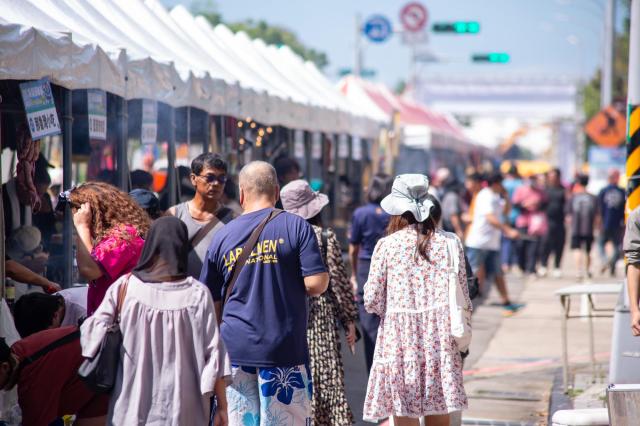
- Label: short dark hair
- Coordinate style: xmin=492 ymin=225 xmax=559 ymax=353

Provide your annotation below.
xmin=550 ymin=168 xmax=562 ymax=178
xmin=487 ymin=171 xmax=504 ymax=186
xmin=427 ymin=194 xmax=442 ymax=224
xmin=130 ymin=169 xmax=153 ymax=190
xmin=0 ymin=338 xmax=10 ymax=363
xmin=467 ymin=172 xmax=483 ymax=183
xmin=367 ymin=174 xmax=393 ymax=204
xmin=273 ymin=157 xmax=301 ymax=183
xmin=13 ymin=293 xmax=64 ymax=338
xmin=576 ymin=173 xmax=589 ymax=187
xmin=191 ymin=153 xmax=227 ymax=176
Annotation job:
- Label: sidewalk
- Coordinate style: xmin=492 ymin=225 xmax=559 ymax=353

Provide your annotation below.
xmin=462 ymin=267 xmax=620 ymax=425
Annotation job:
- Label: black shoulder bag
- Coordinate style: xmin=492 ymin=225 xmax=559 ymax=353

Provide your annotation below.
xmin=78 ymin=275 xmax=130 ymax=393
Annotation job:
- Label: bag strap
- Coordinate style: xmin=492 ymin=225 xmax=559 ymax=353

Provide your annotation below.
xmin=224 ymin=209 xmax=283 ymax=306
xmin=190 ymin=207 xmax=233 ymax=249
xmin=19 ymin=329 xmax=80 ymax=371
xmin=115 ymin=274 xmax=130 ymax=324
xmin=320 ymin=228 xmax=329 ymax=264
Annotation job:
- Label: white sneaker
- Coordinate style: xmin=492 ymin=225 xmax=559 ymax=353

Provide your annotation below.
xmin=552 ymin=269 xmax=562 ymax=278
xmin=537 ymin=266 xmax=548 ymax=277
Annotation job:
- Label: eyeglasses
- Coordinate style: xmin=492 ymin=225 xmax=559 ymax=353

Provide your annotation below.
xmin=195 ymin=174 xmax=227 ymax=185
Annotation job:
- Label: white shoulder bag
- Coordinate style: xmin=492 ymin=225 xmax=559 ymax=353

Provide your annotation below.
xmin=444 ymin=233 xmax=472 ymax=353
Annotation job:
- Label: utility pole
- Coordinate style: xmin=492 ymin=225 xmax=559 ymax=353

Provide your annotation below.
xmin=601 ymin=0 xmax=615 ymax=108
xmin=626 ymin=0 xmax=640 ymax=214
xmin=354 ymin=14 xmax=363 ymax=77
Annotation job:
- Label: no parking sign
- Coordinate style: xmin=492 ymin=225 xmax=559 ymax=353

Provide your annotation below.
xmin=400 ymin=2 xmax=428 ymax=33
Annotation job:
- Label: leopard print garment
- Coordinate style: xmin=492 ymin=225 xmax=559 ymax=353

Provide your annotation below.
xmin=308 ymin=225 xmax=358 ymax=425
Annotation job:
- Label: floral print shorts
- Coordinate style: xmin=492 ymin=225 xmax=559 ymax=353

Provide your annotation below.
xmin=227 ymin=364 xmax=313 ymax=426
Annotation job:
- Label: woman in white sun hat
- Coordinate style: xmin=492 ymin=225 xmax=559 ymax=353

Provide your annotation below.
xmin=281 ymin=179 xmax=358 ymax=426
xmin=363 ymin=174 xmax=470 ymax=426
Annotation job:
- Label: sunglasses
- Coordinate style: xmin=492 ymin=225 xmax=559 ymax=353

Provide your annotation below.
xmin=56 ymin=188 xmax=76 ymax=212
xmin=195 ymin=174 xmax=227 ymax=185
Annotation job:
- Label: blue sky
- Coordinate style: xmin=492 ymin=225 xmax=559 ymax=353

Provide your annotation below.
xmin=163 ymin=0 xmax=625 ymax=87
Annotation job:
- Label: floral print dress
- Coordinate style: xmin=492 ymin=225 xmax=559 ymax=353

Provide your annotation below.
xmin=363 ymin=228 xmax=470 ymax=422
xmin=307 ymin=226 xmax=358 ymax=425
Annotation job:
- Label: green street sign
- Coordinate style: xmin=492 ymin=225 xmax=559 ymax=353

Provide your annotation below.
xmin=472 ymin=53 xmax=510 ymax=63
xmin=432 ymin=21 xmax=480 ymax=34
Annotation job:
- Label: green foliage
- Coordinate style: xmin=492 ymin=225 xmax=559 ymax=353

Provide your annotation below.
xmin=394 ymin=80 xmax=407 ymax=95
xmin=190 ymin=0 xmax=222 ymax=26
xmin=582 ymin=7 xmax=630 ymax=121
xmin=191 ymin=2 xmax=328 ymax=70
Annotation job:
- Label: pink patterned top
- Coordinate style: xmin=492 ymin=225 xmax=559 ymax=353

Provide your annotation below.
xmin=87 ymin=225 xmax=144 ymax=315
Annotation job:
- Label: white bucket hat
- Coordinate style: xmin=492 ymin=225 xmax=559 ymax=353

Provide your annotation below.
xmin=380 ymin=174 xmax=434 ymax=222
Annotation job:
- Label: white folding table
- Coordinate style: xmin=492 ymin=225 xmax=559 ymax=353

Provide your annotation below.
xmin=555 ymin=283 xmax=621 ymax=392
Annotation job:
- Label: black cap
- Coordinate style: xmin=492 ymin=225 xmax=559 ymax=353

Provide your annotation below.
xmin=129 ymin=189 xmax=159 ymax=211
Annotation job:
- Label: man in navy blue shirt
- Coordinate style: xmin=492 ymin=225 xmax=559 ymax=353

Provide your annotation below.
xmin=200 ymin=161 xmax=328 ymax=425
xmin=597 ymin=168 xmax=625 ymax=277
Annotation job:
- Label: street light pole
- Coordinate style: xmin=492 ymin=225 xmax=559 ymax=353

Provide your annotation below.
xmin=601 ymin=0 xmax=615 ymax=108
xmin=354 ymin=14 xmax=363 ymax=77
xmin=626 ymin=0 xmax=640 ymax=214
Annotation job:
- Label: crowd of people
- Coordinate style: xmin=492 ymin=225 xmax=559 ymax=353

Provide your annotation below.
xmin=432 ymin=165 xmax=626 ymax=314
xmin=0 ymin=148 xmax=627 ymax=425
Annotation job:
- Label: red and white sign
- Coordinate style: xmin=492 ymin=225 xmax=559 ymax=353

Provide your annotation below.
xmin=400 ymin=2 xmax=428 ymax=33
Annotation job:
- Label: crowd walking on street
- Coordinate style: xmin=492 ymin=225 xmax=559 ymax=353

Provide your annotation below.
xmin=0 ymin=154 xmax=630 ymax=426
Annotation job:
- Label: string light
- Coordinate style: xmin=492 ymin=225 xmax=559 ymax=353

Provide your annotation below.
xmin=237 ymin=121 xmax=243 ymax=128
xmin=258 ymin=128 xmax=265 ymax=137
xmin=266 ymin=127 xmax=273 ymax=134
xmin=239 ymin=138 xmax=245 ymax=145
xmin=250 ymin=122 xmax=256 ymax=129
xmin=245 ymin=117 xmax=252 ymax=122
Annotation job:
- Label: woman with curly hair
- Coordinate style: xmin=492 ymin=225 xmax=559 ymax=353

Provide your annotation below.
xmin=66 ymin=182 xmax=149 ymax=315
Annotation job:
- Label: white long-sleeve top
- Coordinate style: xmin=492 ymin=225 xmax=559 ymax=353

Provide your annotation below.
xmin=81 ymin=275 xmax=231 ymax=426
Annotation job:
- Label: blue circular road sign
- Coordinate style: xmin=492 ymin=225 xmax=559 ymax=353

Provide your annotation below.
xmin=363 ymin=15 xmax=393 ymax=43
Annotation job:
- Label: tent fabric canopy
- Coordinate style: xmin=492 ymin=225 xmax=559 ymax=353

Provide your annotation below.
xmin=0 ymin=0 xmax=383 ymax=137
xmin=338 ymin=75 xmax=480 ymax=154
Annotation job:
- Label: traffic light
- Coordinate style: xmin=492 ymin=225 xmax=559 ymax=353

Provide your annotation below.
xmin=432 ymin=21 xmax=480 ymax=34
xmin=472 ymin=53 xmax=510 ymax=63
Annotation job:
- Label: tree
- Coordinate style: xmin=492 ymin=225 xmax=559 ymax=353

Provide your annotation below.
xmin=191 ymin=3 xmax=328 ymax=70
xmin=582 ymin=1 xmax=631 ymax=121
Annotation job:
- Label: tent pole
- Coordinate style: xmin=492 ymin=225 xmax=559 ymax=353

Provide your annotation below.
xmin=0 ymin=112 xmax=5 ymax=298
xmin=117 ymin=96 xmax=128 ymax=191
xmin=168 ymin=107 xmax=177 ymax=207
xmin=63 ymin=88 xmax=73 ymax=288
xmin=118 ymin=48 xmax=129 ymax=191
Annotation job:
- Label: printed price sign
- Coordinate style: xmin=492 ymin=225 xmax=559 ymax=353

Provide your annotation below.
xmin=87 ymin=89 xmax=107 ymax=141
xmin=294 ymin=130 xmax=305 ymax=159
xmin=338 ymin=134 xmax=349 ymax=159
xmin=311 ymin=132 xmax=322 ymax=159
xmin=141 ymin=99 xmax=158 ymax=145
xmin=19 ymin=78 xmax=61 ymax=140
xmin=352 ymin=136 xmax=362 ymax=161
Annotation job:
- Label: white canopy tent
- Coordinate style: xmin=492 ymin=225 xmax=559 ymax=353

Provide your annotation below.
xmin=0 ymin=0 xmax=384 ymax=137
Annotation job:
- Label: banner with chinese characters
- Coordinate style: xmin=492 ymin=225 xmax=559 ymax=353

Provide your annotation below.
xmin=87 ymin=89 xmax=107 ymax=140
xmin=141 ymin=99 xmax=158 ymax=145
xmin=19 ymin=78 xmax=61 ymax=140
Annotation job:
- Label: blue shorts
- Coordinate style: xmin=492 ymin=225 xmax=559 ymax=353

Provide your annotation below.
xmin=466 ymin=247 xmax=503 ymax=279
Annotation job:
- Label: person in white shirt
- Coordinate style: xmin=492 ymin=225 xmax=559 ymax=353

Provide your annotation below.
xmin=465 ymin=172 xmax=523 ymax=315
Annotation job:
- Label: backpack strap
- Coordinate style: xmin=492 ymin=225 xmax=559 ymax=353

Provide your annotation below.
xmin=19 ymin=329 xmax=80 ymax=371
xmin=190 ymin=207 xmax=234 ymax=249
